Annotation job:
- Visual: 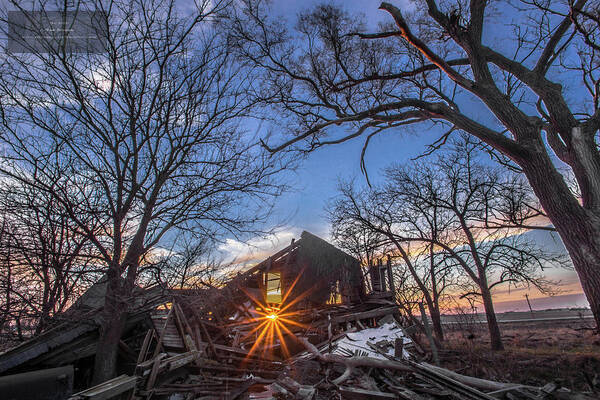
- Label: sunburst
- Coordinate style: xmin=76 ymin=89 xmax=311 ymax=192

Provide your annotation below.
xmin=238 ymin=271 xmax=315 ymax=361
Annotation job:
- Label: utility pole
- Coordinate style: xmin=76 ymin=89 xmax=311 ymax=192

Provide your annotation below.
xmin=525 ymin=293 xmax=534 ymax=317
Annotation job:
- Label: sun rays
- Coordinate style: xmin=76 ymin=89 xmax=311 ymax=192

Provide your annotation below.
xmin=238 ymin=271 xmax=315 ymax=361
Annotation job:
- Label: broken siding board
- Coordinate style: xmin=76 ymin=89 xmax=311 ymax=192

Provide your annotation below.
xmin=172 ymin=303 xmax=191 ymax=352
xmin=136 ymin=329 xmax=154 ymax=365
xmin=69 ymin=375 xmax=137 ymax=400
xmin=0 ymin=322 xmax=97 ymax=373
xmin=163 ymin=350 xmax=200 ymax=371
xmin=339 ymin=386 xmax=398 ymax=399
xmin=151 ymin=311 xmax=185 ymax=350
xmin=32 ymin=338 xmax=98 ymax=366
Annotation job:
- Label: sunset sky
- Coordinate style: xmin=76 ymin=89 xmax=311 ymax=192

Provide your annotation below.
xmin=215 ymin=0 xmax=587 ymax=311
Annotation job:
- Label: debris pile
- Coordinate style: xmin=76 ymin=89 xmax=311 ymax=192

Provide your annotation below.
xmin=70 ymin=299 xmax=594 ymax=400
xmin=1 ymin=231 xmax=595 ymax=399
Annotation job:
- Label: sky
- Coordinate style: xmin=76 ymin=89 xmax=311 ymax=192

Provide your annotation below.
xmin=1 ymin=0 xmax=582 ymax=309
xmin=214 ymin=0 xmax=589 ymax=310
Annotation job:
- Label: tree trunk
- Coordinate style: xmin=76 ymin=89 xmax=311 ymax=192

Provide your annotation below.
xmin=542 ymin=213 xmax=600 ymax=330
xmin=521 ymin=144 xmax=600 ymax=331
xmin=429 ymin=244 xmax=444 ymax=342
xmin=92 ymin=271 xmax=128 ymax=384
xmin=480 ymin=286 xmax=503 ymax=351
xmin=92 ymin=238 xmax=143 ymax=384
xmin=429 ymin=305 xmax=444 ymax=342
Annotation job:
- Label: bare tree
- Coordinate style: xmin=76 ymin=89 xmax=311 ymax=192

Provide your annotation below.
xmin=330 ymin=213 xmax=455 ymax=341
xmin=328 ymin=138 xmax=565 ymax=350
xmin=0 ymin=180 xmax=96 ymax=338
xmin=0 ymin=215 xmax=19 ymax=343
xmin=139 ymin=234 xmax=226 ymax=290
xmin=229 ymin=0 xmax=600 ymax=328
xmin=330 ymin=217 xmax=385 ymax=269
xmin=0 ymin=0 xmax=287 ymax=382
xmin=329 ymin=181 xmax=454 ymax=344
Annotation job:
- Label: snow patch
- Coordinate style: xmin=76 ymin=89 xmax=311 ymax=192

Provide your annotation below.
xmin=332 ymin=322 xmax=411 ymax=360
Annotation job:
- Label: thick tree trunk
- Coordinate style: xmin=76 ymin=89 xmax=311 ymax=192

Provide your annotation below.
xmin=92 ymin=239 xmax=143 ymax=384
xmin=480 ymin=286 xmax=503 ymax=351
xmin=542 ymin=212 xmax=600 ymax=330
xmin=92 ymin=270 xmax=128 ymax=385
xmin=521 ymin=144 xmax=600 ymax=331
xmin=92 ymin=309 xmax=126 ymax=384
xmin=563 ymin=235 xmax=600 ymax=329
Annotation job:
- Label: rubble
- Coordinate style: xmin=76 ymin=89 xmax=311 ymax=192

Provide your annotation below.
xmin=69 ymin=297 xmax=597 ymax=400
xmin=1 ymin=231 xmax=596 ymax=400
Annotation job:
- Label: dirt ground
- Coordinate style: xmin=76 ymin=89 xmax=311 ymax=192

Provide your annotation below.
xmin=418 ymin=318 xmax=600 ymax=393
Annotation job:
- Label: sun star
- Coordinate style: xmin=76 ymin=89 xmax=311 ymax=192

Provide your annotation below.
xmin=238 ymin=272 xmax=316 ymax=362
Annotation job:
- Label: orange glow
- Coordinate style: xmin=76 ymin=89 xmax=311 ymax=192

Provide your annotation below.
xmin=156 ymin=302 xmax=172 ymax=310
xmin=238 ymin=269 xmax=315 ymax=362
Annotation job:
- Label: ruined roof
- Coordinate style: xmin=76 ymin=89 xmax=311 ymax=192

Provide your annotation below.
xmin=247 ymin=230 xmax=360 ymax=275
xmin=0 ymin=281 xmax=168 ymax=375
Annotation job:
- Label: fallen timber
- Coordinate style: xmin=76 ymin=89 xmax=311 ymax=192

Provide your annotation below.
xmin=66 ymin=298 xmax=596 ymax=400
xmin=2 ymin=232 xmax=595 ymax=400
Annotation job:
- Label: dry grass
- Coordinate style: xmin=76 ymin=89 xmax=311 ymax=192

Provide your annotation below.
xmin=421 ymin=319 xmax=600 ymax=392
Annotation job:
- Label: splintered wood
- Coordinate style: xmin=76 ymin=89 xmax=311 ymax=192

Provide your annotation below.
xmin=72 ymin=299 xmax=596 ymax=400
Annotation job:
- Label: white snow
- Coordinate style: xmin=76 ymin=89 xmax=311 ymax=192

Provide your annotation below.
xmin=331 ymin=322 xmax=412 ymax=360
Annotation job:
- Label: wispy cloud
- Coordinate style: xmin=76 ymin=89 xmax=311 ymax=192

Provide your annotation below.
xmin=217 ymin=228 xmax=301 ymax=267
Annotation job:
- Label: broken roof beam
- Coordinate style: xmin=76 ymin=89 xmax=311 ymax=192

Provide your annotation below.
xmin=241 ymin=239 xmax=301 ymax=276
xmin=332 ymin=307 xmax=398 ymax=325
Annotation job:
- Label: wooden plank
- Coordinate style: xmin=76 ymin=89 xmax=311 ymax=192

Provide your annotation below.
xmin=199 ymin=319 xmax=218 ymax=360
xmin=332 ymin=307 xmax=398 ymax=324
xmin=368 ymin=263 xmax=380 ymax=292
xmin=223 ymin=377 xmax=256 ymax=400
xmin=161 ymin=335 xmax=185 ymax=349
xmin=136 ymin=329 xmax=154 ymax=366
xmin=411 ymin=362 xmax=497 ymax=400
xmin=378 ymin=259 xmax=387 ymax=292
xmin=0 ymin=322 xmax=97 ymax=373
xmin=394 ymin=338 xmax=403 ymax=359
xmin=386 ymin=255 xmax=395 ymax=293
xmin=146 ymin=353 xmax=166 ymax=390
xmin=151 ymin=307 xmax=173 ymax=359
xmin=70 ymin=375 xmax=137 ymax=400
xmin=137 ymin=350 xmax=200 ymax=373
xmin=339 ymin=386 xmax=398 ymax=400
xmin=172 ymin=303 xmax=188 ymax=349
xmin=174 ymin=303 xmax=194 ymax=337
xmin=366 ymin=292 xmax=395 ymax=300
xmin=163 ymin=350 xmax=200 ymax=371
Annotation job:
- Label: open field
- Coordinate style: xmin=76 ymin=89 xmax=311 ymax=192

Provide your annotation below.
xmin=441 ymin=308 xmax=594 ymax=325
xmin=421 ymin=310 xmax=600 ymax=393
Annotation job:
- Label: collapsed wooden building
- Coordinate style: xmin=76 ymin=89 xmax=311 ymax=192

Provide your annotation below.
xmin=1 ymin=231 xmax=587 ymax=400
xmin=198 ymin=231 xmax=369 ymax=317
xmin=0 ymin=232 xmax=396 ymax=395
